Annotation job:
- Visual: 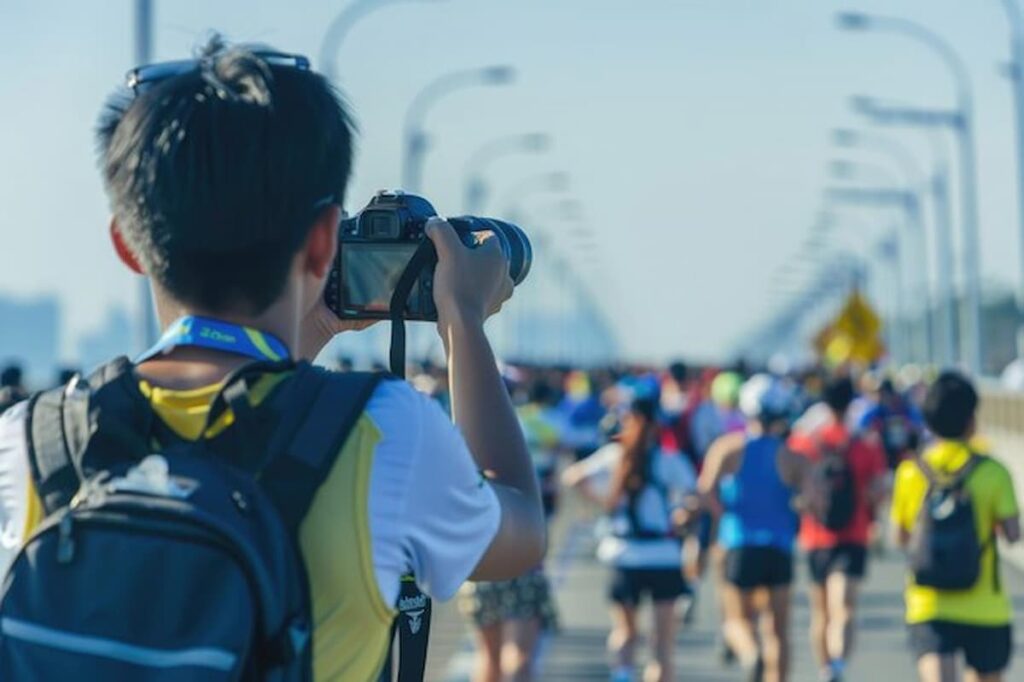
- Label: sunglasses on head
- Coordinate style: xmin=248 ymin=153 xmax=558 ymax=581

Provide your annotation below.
xmin=125 ymin=51 xmax=311 ymax=95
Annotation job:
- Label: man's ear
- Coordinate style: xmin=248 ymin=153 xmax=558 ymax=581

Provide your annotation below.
xmin=110 ymin=219 xmax=144 ymax=274
xmin=304 ymin=205 xmax=341 ymax=279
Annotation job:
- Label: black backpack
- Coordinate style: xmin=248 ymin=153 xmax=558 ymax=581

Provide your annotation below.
xmin=0 ymin=357 xmax=383 ymax=680
xmin=810 ymin=437 xmax=857 ymax=531
xmin=908 ymin=454 xmax=989 ymax=591
xmin=620 ymin=450 xmax=677 ymax=541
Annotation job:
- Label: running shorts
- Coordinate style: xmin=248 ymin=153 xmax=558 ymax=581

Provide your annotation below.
xmin=724 ymin=546 xmax=793 ymax=589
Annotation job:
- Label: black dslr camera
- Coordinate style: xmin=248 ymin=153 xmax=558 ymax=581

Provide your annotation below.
xmin=324 ymin=191 xmax=532 ymax=321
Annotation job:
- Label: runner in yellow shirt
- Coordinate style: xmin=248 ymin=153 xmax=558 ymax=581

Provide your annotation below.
xmin=891 ymin=372 xmax=1020 ymax=682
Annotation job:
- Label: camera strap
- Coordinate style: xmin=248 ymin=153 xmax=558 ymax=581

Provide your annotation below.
xmin=388 ymin=240 xmax=438 ymax=379
xmin=379 ymin=239 xmax=437 ymax=682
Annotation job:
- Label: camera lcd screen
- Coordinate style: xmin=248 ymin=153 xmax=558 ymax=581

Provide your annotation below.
xmin=342 ymin=243 xmax=419 ymax=312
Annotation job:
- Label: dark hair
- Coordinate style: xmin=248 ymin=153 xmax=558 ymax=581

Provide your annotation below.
xmin=606 ymin=398 xmax=659 ymax=508
xmin=1 ymin=365 xmax=23 ymax=388
xmin=923 ymin=371 xmax=978 ymax=439
xmin=822 ymin=375 xmax=855 ymax=416
xmin=668 ymin=361 xmax=689 ymax=384
xmin=879 ymin=378 xmax=897 ymax=397
xmin=528 ymin=380 xmax=556 ymax=406
xmin=97 ymin=36 xmax=355 ymax=315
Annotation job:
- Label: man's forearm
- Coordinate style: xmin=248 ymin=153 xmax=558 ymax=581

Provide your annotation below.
xmin=441 ymin=314 xmax=540 ymax=498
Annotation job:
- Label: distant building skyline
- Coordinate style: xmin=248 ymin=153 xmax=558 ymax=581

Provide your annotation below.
xmin=77 ymin=305 xmax=133 ymax=373
xmin=0 ymin=294 xmax=60 ymax=387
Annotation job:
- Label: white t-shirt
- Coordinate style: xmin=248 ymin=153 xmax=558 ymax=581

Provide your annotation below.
xmin=577 ymin=443 xmax=696 ymax=568
xmin=0 ymin=380 xmax=501 ymax=607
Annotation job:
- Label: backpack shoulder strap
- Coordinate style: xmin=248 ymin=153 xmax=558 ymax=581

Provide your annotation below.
xmin=25 ymin=357 xmax=133 ymax=514
xmin=259 ymin=365 xmax=387 ymax=531
xmin=917 ymin=450 xmax=985 ymax=493
xmin=25 ymin=386 xmax=78 ymax=515
xmin=950 ymin=452 xmax=984 ymax=490
xmin=916 ymin=456 xmax=939 ymax=488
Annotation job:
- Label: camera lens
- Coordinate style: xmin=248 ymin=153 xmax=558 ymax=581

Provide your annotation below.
xmin=487 ymin=219 xmax=532 ymax=285
xmin=448 ymin=217 xmax=532 ymax=286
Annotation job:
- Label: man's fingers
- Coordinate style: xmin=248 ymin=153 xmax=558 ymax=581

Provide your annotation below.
xmin=475 ymin=233 xmax=504 ymax=260
xmin=425 ymin=217 xmax=460 ymax=259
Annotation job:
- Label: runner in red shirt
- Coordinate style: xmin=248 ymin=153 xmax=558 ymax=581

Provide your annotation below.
xmin=788 ymin=375 xmax=887 ymax=682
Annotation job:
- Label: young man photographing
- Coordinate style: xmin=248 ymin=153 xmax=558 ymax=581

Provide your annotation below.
xmin=891 ymin=372 xmax=1020 ymax=682
xmin=0 ymin=39 xmax=544 ymax=681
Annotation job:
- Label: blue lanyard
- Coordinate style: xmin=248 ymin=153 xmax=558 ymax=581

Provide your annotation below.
xmin=136 ymin=316 xmax=291 ymax=363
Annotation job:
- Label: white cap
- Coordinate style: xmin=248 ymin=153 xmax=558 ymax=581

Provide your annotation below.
xmin=739 ymin=373 xmax=795 ymax=421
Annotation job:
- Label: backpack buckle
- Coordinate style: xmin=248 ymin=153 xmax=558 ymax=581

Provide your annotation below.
xmin=263 ymin=619 xmax=309 ymax=668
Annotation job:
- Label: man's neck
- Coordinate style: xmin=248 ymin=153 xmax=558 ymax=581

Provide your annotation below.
xmin=137 ymin=297 xmax=300 ymax=390
xmin=157 ymin=298 xmax=299 ymax=348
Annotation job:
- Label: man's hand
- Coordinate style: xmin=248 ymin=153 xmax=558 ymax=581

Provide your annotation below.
xmin=426 ymin=217 xmax=514 ymax=337
xmin=998 ymin=517 xmax=1021 ymax=544
xmin=424 ymin=216 xmax=544 ymax=580
xmin=298 ymin=300 xmax=377 ymax=362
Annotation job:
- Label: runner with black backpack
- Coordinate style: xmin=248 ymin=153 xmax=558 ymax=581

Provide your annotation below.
xmin=788 ymin=375 xmax=887 ymax=682
xmin=891 ymin=372 xmax=1020 ymax=682
xmin=562 ymin=397 xmax=696 ymax=682
xmin=0 ymin=38 xmax=545 ymax=681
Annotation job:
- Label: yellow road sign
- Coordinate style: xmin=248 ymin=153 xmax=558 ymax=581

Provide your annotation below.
xmin=817 ymin=291 xmax=885 ymax=366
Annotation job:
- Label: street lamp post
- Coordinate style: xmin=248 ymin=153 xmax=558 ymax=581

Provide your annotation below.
xmin=318 ymin=0 xmax=445 ymax=83
xmin=838 ymin=11 xmax=984 ymax=374
xmin=850 ymin=97 xmax=960 ymax=367
xmin=999 ymin=0 xmax=1024 ymax=328
xmin=812 ymin=212 xmax=872 ymax=293
xmin=402 ymin=66 xmax=515 ymax=193
xmin=537 ymin=207 xmax=616 ymax=365
xmin=497 ymin=172 xmax=570 ymax=221
xmin=767 ymin=257 xmax=862 ymax=362
xmin=821 ymin=209 xmax=907 ymax=364
xmin=134 ymin=0 xmax=157 ymax=352
xmin=462 ymin=133 xmax=550 ymax=213
xmin=827 ymin=187 xmax=920 ymax=363
xmin=500 ymin=173 xmax=569 ymax=359
xmin=873 ymin=230 xmax=905 ymax=362
xmin=829 ymin=154 xmax=933 ymax=364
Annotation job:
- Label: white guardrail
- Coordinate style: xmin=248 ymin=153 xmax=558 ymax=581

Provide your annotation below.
xmin=978 ymin=385 xmax=1024 ymax=569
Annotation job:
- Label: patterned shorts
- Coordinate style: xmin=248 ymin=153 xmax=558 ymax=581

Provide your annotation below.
xmin=458 ymin=570 xmax=559 ymax=631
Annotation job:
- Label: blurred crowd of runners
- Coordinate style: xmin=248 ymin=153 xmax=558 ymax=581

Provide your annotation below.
xmin=394 ymin=358 xmax=1017 ymax=682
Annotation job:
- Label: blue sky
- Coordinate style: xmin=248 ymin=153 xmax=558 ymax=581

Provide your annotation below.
xmin=0 ymin=0 xmax=1020 ymax=363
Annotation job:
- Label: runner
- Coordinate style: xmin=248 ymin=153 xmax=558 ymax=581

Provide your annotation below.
xmin=697 ymin=373 xmax=809 ymax=682
xmin=857 ymin=377 xmax=923 ymax=471
xmin=563 ymin=396 xmax=695 ymax=682
xmin=660 ymin=361 xmax=697 ymax=465
xmin=891 ymin=372 xmax=1020 ymax=682
xmin=0 ymin=364 xmax=27 ymax=415
xmin=689 ymin=369 xmax=725 ymax=461
xmin=459 ymin=377 xmax=562 ymax=682
xmin=789 ymin=375 xmax=888 ymax=682
xmin=711 ymin=370 xmax=747 ymax=435
xmin=560 ymin=370 xmax=608 ymax=462
xmin=685 ymin=368 xmax=746 ymax=626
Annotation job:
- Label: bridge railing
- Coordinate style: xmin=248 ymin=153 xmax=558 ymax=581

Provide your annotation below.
xmin=978 ymin=384 xmax=1024 ymax=569
xmin=979 ymin=384 xmax=1024 ymax=433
